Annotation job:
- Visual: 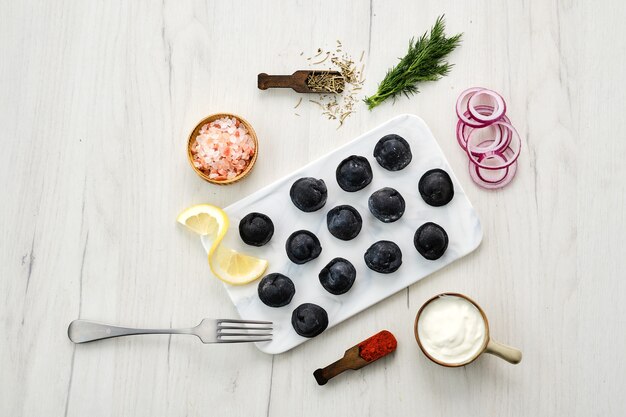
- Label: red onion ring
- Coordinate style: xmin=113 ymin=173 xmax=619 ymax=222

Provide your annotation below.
xmin=456 ymin=105 xmax=511 ymax=152
xmin=465 ymin=121 xmax=521 ymax=170
xmin=469 ymin=159 xmax=518 ymax=189
xmin=468 ymin=89 xmax=506 ymax=123
xmin=456 ymin=87 xmax=492 ymax=128
xmin=457 ymin=120 xmax=507 ymax=153
xmin=465 ymin=123 xmax=512 ymax=157
xmin=476 ymin=159 xmax=510 ymax=183
xmin=471 ymin=140 xmax=515 ymax=183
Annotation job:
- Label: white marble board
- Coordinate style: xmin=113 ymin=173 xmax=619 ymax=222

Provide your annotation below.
xmin=201 ymin=114 xmax=483 ymax=354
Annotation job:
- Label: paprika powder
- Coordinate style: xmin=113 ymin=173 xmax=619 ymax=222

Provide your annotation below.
xmin=358 ymin=330 xmax=397 ymax=362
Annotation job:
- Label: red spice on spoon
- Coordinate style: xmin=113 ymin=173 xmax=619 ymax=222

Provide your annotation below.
xmin=313 ymin=330 xmax=397 ymax=385
xmin=358 ymin=330 xmax=398 ymax=362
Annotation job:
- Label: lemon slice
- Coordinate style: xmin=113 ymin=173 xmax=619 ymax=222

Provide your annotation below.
xmin=177 ymin=204 xmax=229 ymax=250
xmin=177 ymin=204 xmax=267 ymax=285
xmin=209 ymin=245 xmax=268 ymax=285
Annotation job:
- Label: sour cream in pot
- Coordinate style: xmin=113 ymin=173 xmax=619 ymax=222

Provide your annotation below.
xmin=417 ymin=295 xmax=487 ymax=365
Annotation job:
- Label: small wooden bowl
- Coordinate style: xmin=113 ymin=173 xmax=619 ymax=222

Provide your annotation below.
xmin=187 ymin=113 xmax=259 ymax=185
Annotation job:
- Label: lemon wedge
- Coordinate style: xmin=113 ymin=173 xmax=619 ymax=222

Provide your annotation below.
xmin=177 ymin=204 xmax=267 ymax=285
xmin=177 ymin=204 xmax=229 ymax=251
xmin=209 ymin=246 xmax=268 ymax=285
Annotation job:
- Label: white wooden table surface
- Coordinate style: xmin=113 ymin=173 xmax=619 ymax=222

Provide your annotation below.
xmin=2 ymin=1 xmax=625 ymax=416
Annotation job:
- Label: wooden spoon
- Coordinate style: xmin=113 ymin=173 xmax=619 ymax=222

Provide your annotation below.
xmin=314 ymin=330 xmax=397 ymax=385
xmin=257 ymin=70 xmax=344 ymax=93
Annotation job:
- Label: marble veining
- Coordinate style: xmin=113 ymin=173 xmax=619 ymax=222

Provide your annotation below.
xmin=202 ymin=115 xmax=482 ymax=354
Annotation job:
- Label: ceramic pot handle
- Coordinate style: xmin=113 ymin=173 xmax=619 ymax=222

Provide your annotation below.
xmin=485 ymin=339 xmax=522 ymax=364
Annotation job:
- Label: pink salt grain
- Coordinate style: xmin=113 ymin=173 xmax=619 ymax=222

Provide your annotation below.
xmin=191 ymin=116 xmax=256 ymax=181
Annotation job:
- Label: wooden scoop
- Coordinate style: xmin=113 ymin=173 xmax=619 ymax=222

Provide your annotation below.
xmin=257 ymin=70 xmax=344 ymax=93
xmin=314 ymin=330 xmax=396 ymax=386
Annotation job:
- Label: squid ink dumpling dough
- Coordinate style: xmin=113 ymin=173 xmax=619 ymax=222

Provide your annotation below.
xmin=336 ymin=155 xmax=373 ymax=192
xmin=285 ymin=230 xmax=322 ymax=264
xmin=239 ymin=212 xmax=274 ymax=246
xmin=418 ymin=169 xmax=454 ymax=207
xmin=364 ymin=240 xmax=402 ymax=273
xmin=257 ymin=273 xmax=295 ymax=307
xmin=373 ymin=134 xmax=412 ymax=171
xmin=291 ymin=303 xmax=329 ymax=338
xmin=414 ymin=222 xmax=449 ymax=260
xmin=326 ymin=205 xmax=362 ymax=240
xmin=368 ymin=187 xmax=405 ymax=223
xmin=319 ymin=257 xmax=356 ymax=295
xmin=289 ymin=177 xmax=327 ymax=212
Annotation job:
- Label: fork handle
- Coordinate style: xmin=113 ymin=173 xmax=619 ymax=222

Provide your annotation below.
xmin=68 ymin=319 xmax=193 ymax=343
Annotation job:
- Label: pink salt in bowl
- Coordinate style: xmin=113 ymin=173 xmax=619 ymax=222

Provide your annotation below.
xmin=187 ymin=113 xmax=259 ymax=185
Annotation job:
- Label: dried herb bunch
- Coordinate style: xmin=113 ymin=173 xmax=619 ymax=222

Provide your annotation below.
xmin=365 ymin=16 xmax=462 ymax=110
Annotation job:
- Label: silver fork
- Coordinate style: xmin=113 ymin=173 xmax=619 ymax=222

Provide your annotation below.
xmin=67 ymin=318 xmax=272 ymax=344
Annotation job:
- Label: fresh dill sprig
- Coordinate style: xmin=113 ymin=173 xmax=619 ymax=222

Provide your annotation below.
xmin=364 ymin=15 xmax=462 ymax=110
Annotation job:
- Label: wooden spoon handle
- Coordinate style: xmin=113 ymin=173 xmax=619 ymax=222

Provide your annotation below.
xmin=313 ymin=357 xmax=350 ymax=385
xmin=257 ymin=73 xmax=296 ymax=90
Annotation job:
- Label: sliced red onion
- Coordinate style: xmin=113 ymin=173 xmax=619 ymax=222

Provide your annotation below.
xmin=466 ymin=123 xmax=512 ymax=157
xmin=469 ymin=159 xmax=517 ymax=189
xmin=465 ymin=121 xmax=521 ymax=170
xmin=456 ymin=119 xmax=468 ymax=150
xmin=471 ymin=140 xmax=514 ymax=184
xmin=456 ymin=87 xmax=520 ymax=189
xmin=456 ymin=87 xmax=492 ymax=128
xmin=456 ymin=105 xmax=511 ymax=152
xmin=468 ymin=89 xmax=506 ymax=123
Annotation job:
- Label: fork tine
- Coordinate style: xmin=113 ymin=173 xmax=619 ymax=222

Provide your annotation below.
xmin=218 ymin=326 xmax=273 ymax=331
xmin=217 ymin=338 xmax=272 ymax=343
xmin=213 ymin=319 xmax=273 ymax=343
xmin=218 ymin=319 xmax=272 ymax=325
xmin=219 ymin=333 xmax=272 ymax=338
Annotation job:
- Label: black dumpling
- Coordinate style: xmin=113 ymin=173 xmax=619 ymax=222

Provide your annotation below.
xmin=414 ymin=222 xmax=449 ymax=260
xmin=364 ymin=240 xmax=402 ymax=273
xmin=373 ymin=134 xmax=412 ymax=171
xmin=239 ymin=212 xmax=274 ymax=246
xmin=336 ymin=155 xmax=373 ymax=192
xmin=319 ymin=257 xmax=356 ymax=295
xmin=418 ymin=169 xmax=454 ymax=207
xmin=368 ymin=187 xmax=405 ymax=223
xmin=257 ymin=273 xmax=296 ymax=307
xmin=291 ymin=303 xmax=329 ymax=338
xmin=326 ymin=205 xmax=362 ymax=240
xmin=290 ymin=177 xmax=328 ymax=212
xmin=285 ymin=230 xmax=322 ymax=264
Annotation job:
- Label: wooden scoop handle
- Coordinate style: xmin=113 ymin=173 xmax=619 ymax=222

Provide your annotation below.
xmin=257 ymin=73 xmax=298 ymax=90
xmin=313 ymin=346 xmax=368 ymax=385
xmin=314 ymin=358 xmax=351 ymax=385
